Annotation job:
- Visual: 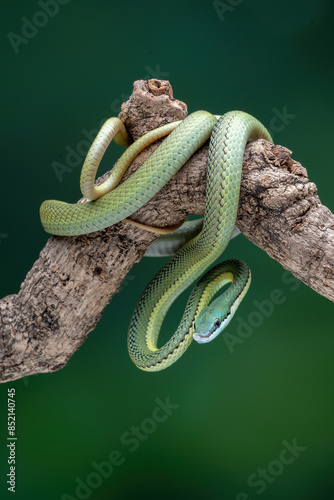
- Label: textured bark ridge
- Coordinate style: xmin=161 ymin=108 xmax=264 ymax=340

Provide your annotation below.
xmin=0 ymin=79 xmax=333 ymax=383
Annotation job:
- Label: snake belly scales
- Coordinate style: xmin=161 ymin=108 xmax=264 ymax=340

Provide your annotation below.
xmin=40 ymin=110 xmax=272 ymax=371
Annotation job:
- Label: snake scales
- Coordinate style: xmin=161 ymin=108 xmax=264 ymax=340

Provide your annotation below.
xmin=40 ymin=110 xmax=272 ymax=371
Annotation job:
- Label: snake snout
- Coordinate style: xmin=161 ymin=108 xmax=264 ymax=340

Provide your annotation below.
xmin=193 ymin=308 xmax=232 ymax=344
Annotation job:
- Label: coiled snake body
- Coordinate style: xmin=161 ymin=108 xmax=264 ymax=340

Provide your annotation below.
xmin=40 ymin=110 xmax=272 ymax=371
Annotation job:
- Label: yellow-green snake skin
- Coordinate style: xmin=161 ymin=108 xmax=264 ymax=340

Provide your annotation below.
xmin=40 ymin=110 xmax=272 ymax=371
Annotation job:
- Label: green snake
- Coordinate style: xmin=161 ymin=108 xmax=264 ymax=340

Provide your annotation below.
xmin=40 ymin=110 xmax=272 ymax=371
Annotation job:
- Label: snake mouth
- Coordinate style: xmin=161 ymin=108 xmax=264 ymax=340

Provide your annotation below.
xmin=193 ymin=326 xmax=222 ymax=344
xmin=193 ymin=331 xmax=214 ymax=344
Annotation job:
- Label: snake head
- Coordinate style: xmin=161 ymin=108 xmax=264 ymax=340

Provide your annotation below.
xmin=193 ymin=305 xmax=233 ymax=344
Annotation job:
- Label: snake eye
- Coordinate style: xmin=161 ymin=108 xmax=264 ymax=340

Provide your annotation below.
xmin=214 ymin=318 xmax=221 ymax=329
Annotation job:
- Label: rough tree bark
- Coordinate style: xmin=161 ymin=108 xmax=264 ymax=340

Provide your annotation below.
xmin=0 ymin=79 xmax=333 ymax=383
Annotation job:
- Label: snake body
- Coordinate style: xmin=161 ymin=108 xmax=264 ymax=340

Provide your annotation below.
xmin=40 ymin=110 xmax=272 ymax=371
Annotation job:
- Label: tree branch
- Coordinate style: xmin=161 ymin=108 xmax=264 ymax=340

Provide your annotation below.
xmin=1 ymin=79 xmax=333 ymax=383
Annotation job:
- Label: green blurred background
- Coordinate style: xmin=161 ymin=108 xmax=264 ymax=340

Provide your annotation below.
xmin=1 ymin=1 xmax=333 ymax=499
